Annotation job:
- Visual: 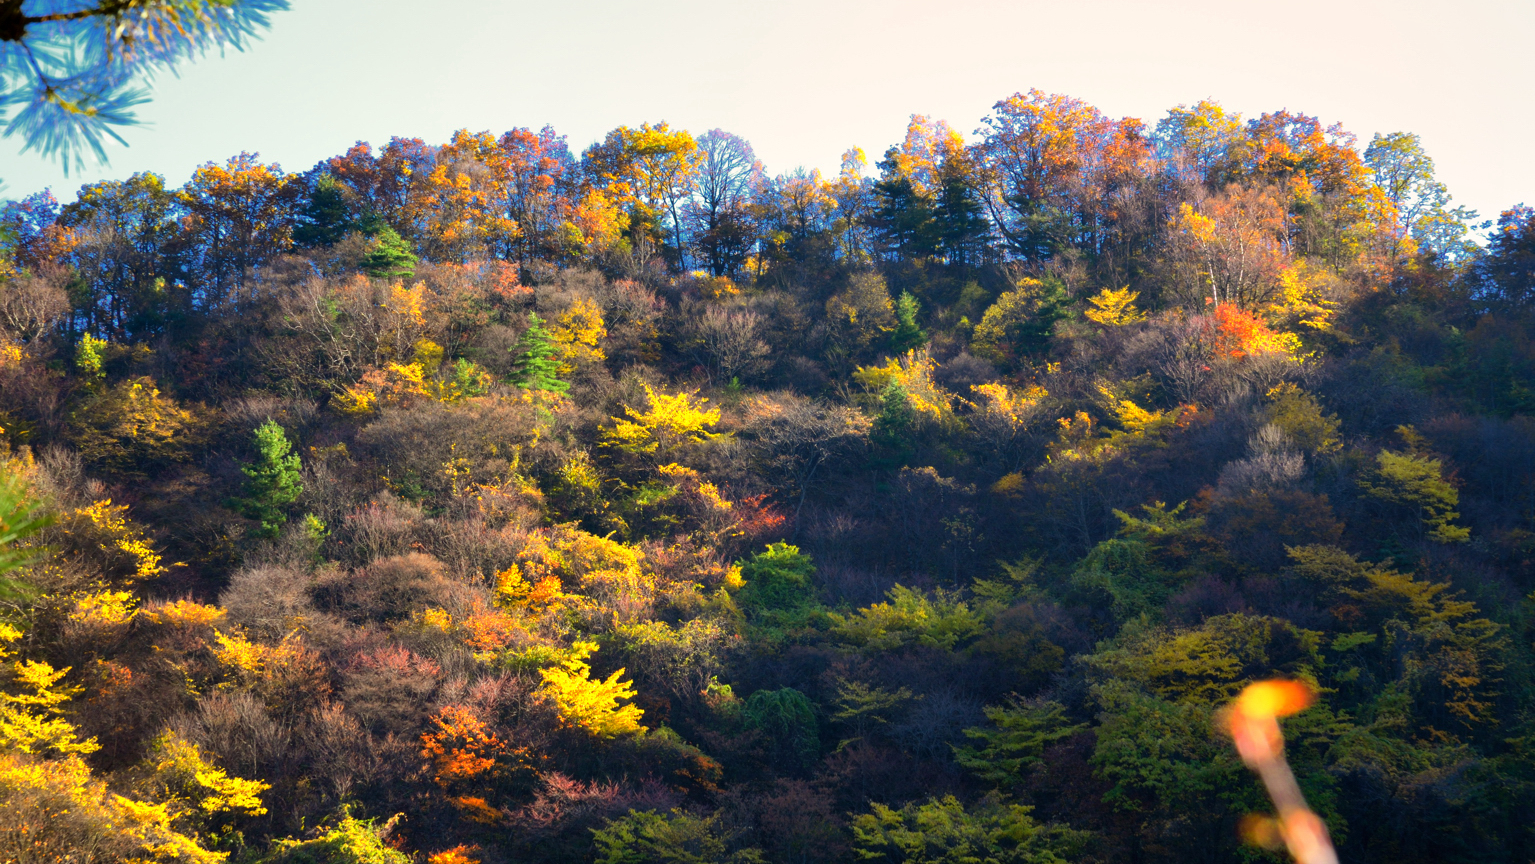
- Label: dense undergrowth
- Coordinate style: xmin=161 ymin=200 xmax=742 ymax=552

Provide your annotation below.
xmin=2 ymin=91 xmax=1535 ymax=863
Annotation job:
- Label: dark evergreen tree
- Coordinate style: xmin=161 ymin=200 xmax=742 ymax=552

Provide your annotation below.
xmin=1018 ymin=275 xmax=1075 ymax=355
xmin=871 ymin=381 xmax=916 ymax=468
xmin=935 ymin=168 xmax=991 ymax=266
xmin=292 ymin=174 xmax=352 ymax=248
xmin=872 ymin=175 xmax=940 ymax=260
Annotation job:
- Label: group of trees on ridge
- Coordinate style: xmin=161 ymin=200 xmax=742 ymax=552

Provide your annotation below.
xmin=0 ymin=88 xmax=1534 ymax=864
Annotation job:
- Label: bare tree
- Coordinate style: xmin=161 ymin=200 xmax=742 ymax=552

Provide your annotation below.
xmin=691 ymin=305 xmax=769 ymax=385
xmin=689 ymin=130 xmax=762 ymax=277
xmin=740 ymin=392 xmax=869 ymax=534
xmin=0 ymin=268 xmax=68 ymax=343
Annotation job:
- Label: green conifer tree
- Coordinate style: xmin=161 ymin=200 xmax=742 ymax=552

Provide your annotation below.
xmin=890 ymin=291 xmax=927 ymax=353
xmin=239 ymin=421 xmax=303 ymax=538
xmin=359 ymin=224 xmax=418 ymax=280
xmin=871 ymin=382 xmax=916 ymax=468
xmin=508 ymin=313 xmax=570 ymax=393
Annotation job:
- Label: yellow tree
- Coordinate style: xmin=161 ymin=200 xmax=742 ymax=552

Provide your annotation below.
xmin=1154 ymin=100 xmax=1246 ymax=184
xmin=419 ymin=130 xmax=524 ymax=262
xmin=583 ymin=122 xmax=703 ymax=264
xmin=1083 ymin=287 xmax=1146 ymax=326
xmin=1165 ymin=185 xmax=1291 ymax=308
xmin=538 ymin=642 xmax=645 ymax=737
xmin=603 ymin=384 xmax=722 ymax=463
xmin=180 ymin=153 xmax=299 ymax=310
xmin=882 ymin=115 xmax=967 ymax=199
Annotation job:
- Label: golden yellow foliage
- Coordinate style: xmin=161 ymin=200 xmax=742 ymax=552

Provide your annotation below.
xmin=71 ymin=498 xmax=169 ymax=582
xmin=556 ymin=528 xmax=650 ymax=611
xmin=967 ymin=382 xmax=1047 ymax=430
xmin=0 ymin=750 xmax=228 ymax=864
xmin=1083 ymin=286 xmax=1147 ymax=326
xmin=412 ymin=338 xmax=445 ymax=373
xmin=388 ymin=282 xmax=429 ymax=338
xmin=854 ymin=349 xmax=955 ymax=423
xmin=412 ymin=607 xmax=455 ymax=633
xmin=538 ymin=641 xmax=645 ymax=738
xmin=1 ymin=659 xmax=99 ymax=757
xmin=142 ymin=600 xmax=228 ymax=630
xmin=209 ymin=630 xmax=319 ymax=700
xmin=689 ymin=271 xmax=739 ymax=300
xmin=331 ymin=381 xmax=379 ymax=416
xmin=211 ymin=630 xmax=268 ymax=678
xmin=429 ymin=846 xmax=483 ymax=864
xmin=70 ymin=378 xmax=200 ymax=473
xmin=494 ymin=565 xmax=578 ymax=615
xmin=1266 ymin=260 xmax=1340 ymax=332
xmin=333 ymin=361 xmax=432 ymax=416
xmin=145 ymin=731 xmax=269 ymax=817
xmin=1174 ymin=201 xmax=1218 ymax=244
xmin=550 ymin=297 xmax=607 ymax=368
xmin=562 ymin=188 xmax=629 ymax=257
xmin=67 ymin=588 xmax=138 ymax=630
xmin=603 ymin=383 xmax=722 ymax=457
xmin=659 ymin=463 xmax=732 ymax=513
xmin=0 ymin=624 xmax=98 ymax=758
xmin=1097 ymin=386 xmax=1163 ymax=432
xmin=0 ymin=336 xmax=22 ymax=369
xmin=990 ymin=472 xmax=1026 ymax=498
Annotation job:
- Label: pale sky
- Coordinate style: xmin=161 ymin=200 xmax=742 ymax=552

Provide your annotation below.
xmin=2 ymin=0 xmax=1531 ymax=226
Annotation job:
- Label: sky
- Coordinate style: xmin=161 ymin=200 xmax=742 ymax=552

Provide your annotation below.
xmin=1 ymin=0 xmax=1531 ymax=226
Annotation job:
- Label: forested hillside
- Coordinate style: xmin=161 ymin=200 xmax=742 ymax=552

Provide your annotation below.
xmin=2 ymin=90 xmax=1535 ymax=863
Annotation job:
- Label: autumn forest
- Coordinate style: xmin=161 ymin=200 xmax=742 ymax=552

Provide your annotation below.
xmin=1 ymin=89 xmax=1534 ymax=864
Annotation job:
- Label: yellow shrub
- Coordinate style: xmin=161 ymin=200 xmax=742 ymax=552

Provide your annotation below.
xmin=602 ymin=384 xmax=721 ymax=457
xmin=550 ymin=297 xmax=607 ymax=368
xmin=854 ymin=350 xmax=955 ymax=423
xmin=0 ymin=336 xmax=22 ymax=368
xmin=967 ymin=382 xmax=1048 ymax=438
xmin=211 ymin=630 xmax=268 ymax=678
xmin=334 ymin=362 xmax=433 ymax=415
xmin=1083 ymin=286 xmax=1147 ymax=326
xmin=659 ymin=463 xmax=732 ymax=513
xmin=0 ymin=751 xmax=226 ymax=864
xmin=68 ymin=588 xmax=138 ymax=630
xmin=538 ymin=641 xmax=645 ymax=738
xmin=71 ymin=499 xmax=168 ymax=582
xmin=70 ymin=377 xmax=200 ymax=473
xmin=555 ymin=528 xmax=649 ymax=605
xmin=412 ymin=607 xmax=455 ymax=633
xmin=142 ymin=600 xmax=228 ymax=630
xmin=412 ymin=338 xmax=445 ymax=373
xmin=145 ymin=731 xmax=269 ymax=817
xmin=1097 ymin=385 xmax=1163 ymax=433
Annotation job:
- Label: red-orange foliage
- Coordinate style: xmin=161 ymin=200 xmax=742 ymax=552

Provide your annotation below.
xmin=460 ymin=600 xmax=522 ymax=653
xmin=1211 ymin=303 xmax=1293 ymax=359
xmin=428 ymin=845 xmax=483 ymax=864
xmin=421 ymin=706 xmax=505 ymax=787
xmin=734 ymin=494 xmax=788 ymax=544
